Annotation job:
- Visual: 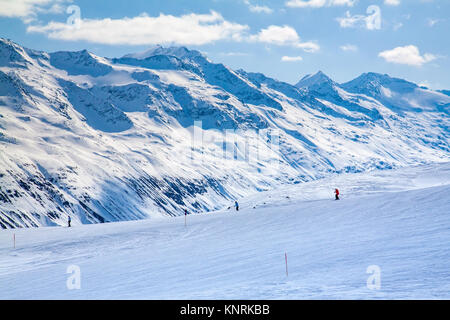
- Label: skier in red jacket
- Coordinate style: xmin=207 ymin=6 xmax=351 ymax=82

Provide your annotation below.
xmin=334 ymin=188 xmax=340 ymax=200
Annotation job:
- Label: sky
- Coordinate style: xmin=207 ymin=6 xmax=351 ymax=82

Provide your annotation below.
xmin=0 ymin=0 xmax=449 ymax=89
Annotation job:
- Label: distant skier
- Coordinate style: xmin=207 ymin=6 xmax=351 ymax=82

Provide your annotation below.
xmin=334 ymin=188 xmax=340 ymax=201
xmin=68 ymin=216 xmax=71 ymax=227
xmin=235 ymin=201 xmax=239 ymax=212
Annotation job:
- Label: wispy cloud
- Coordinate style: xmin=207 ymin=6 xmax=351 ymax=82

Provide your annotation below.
xmin=281 ymin=55 xmax=303 ymax=62
xmin=244 ymin=0 xmax=273 ymax=14
xmin=286 ymin=0 xmax=356 ymax=8
xmin=393 ymin=22 xmax=403 ymax=31
xmin=378 ymin=45 xmax=436 ymax=66
xmin=384 ymin=0 xmax=400 ymax=6
xmin=427 ymin=18 xmax=442 ymax=27
xmin=220 ymin=52 xmax=250 ymax=57
xmin=340 ymin=44 xmax=358 ymax=52
xmin=337 ymin=5 xmax=382 ymax=30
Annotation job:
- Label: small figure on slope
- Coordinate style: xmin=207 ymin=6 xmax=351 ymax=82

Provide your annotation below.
xmin=334 ymin=188 xmax=340 ymax=201
xmin=68 ymin=216 xmax=71 ymax=227
xmin=235 ymin=200 xmax=239 ymax=212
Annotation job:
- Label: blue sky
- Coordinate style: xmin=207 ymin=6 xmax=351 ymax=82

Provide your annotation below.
xmin=0 ymin=0 xmax=448 ymax=89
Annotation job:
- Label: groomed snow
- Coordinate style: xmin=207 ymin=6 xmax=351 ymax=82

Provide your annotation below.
xmin=1 ymin=163 xmax=449 ymax=299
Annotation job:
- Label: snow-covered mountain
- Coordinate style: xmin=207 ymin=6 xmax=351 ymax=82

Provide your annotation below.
xmin=0 ymin=38 xmax=449 ymax=229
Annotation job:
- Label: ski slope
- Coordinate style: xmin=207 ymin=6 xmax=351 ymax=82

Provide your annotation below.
xmin=1 ymin=163 xmax=450 ymax=299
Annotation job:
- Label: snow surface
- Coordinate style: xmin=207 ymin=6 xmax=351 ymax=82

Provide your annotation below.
xmin=1 ymin=163 xmax=449 ymax=299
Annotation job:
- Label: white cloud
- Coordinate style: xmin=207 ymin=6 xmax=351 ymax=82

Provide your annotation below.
xmin=249 ymin=25 xmax=320 ymax=52
xmin=340 ymin=44 xmax=358 ymax=52
xmin=286 ymin=0 xmax=356 ymax=8
xmin=27 ymin=11 xmax=249 ymax=46
xmin=0 ymin=0 xmax=68 ymax=19
xmin=251 ymin=25 xmax=299 ymax=45
xmin=384 ymin=0 xmax=400 ymax=6
xmin=281 ymin=55 xmax=303 ymax=62
xmin=244 ymin=0 xmax=273 ymax=14
xmin=25 ymin=8 xmax=319 ymax=53
xmin=378 ymin=45 xmax=436 ymax=66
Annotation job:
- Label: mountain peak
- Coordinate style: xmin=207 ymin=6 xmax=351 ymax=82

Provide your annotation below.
xmin=0 ymin=38 xmax=36 ymax=66
xmin=295 ymin=71 xmax=334 ymax=88
xmin=49 ymin=49 xmax=113 ymax=77
xmin=341 ymin=72 xmax=418 ymax=96
xmin=295 ymin=71 xmax=337 ymax=95
xmin=351 ymin=72 xmax=394 ymax=83
xmin=0 ymin=37 xmax=14 ymax=45
xmin=0 ymin=38 xmax=21 ymax=55
xmin=122 ymin=45 xmax=205 ymax=61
